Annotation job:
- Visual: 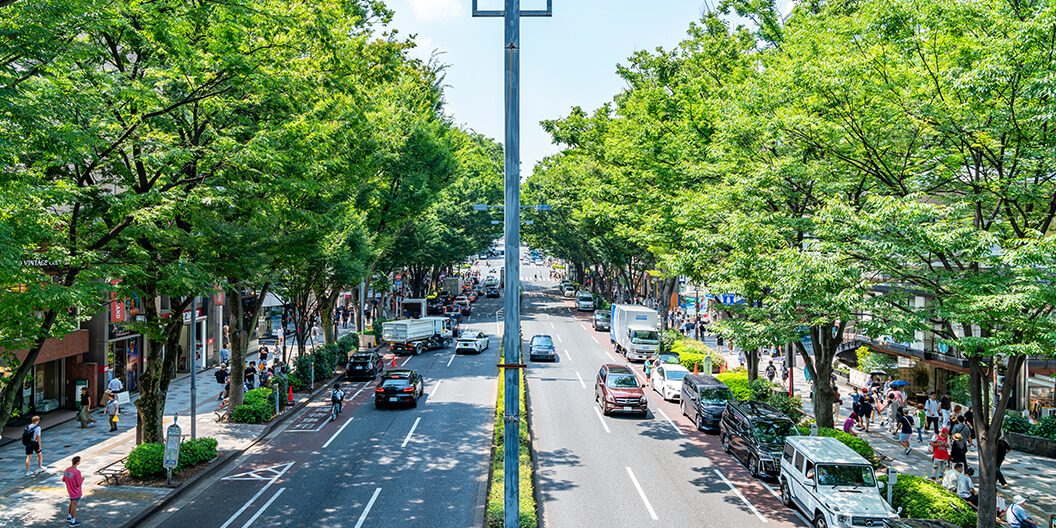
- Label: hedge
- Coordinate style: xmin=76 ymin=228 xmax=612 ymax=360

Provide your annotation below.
xmin=486 ymin=350 xmax=537 ymax=527
xmin=673 ymin=339 xmax=726 ymax=374
xmin=125 ymin=437 xmax=219 ymax=478
xmin=336 ymin=333 xmax=359 ymax=356
xmin=715 ymin=372 xmax=752 ymax=400
xmin=231 ymin=387 xmax=277 ymax=424
xmin=1029 ymin=415 xmax=1056 ymax=440
xmin=797 ymin=425 xmax=876 ymax=462
xmin=878 ymin=474 xmax=976 ymax=528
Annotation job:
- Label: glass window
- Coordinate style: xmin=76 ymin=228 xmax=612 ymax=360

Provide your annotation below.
xmin=699 ymin=387 xmax=732 ymax=405
xmin=752 ymin=420 xmax=798 ymax=445
xmin=783 ymin=444 xmax=795 ymax=463
xmin=794 ymin=452 xmax=805 ymax=473
xmin=607 ymin=374 xmax=640 ymax=388
xmin=381 ymin=378 xmax=409 ymax=388
xmin=666 ymin=370 xmax=688 ymax=381
xmin=805 ymin=461 xmax=815 ymax=480
xmin=630 ymin=330 xmax=660 ymax=345
xmin=815 ymin=465 xmax=876 ymax=487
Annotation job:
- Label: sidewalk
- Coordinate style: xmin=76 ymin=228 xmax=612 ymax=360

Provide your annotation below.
xmin=0 ymin=326 xmax=358 ymax=527
xmin=773 ymin=354 xmax=1056 ymax=522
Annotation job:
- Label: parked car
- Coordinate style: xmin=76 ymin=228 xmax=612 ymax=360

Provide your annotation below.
xmin=592 ymin=310 xmax=610 ymax=331
xmin=679 ymin=374 xmax=732 ymax=431
xmin=345 ymin=351 xmax=383 ymax=381
xmin=485 ymin=287 xmax=500 ymax=298
xmin=650 ymin=364 xmax=690 ymax=401
xmin=528 ymin=334 xmax=556 ymax=361
xmin=594 ymin=364 xmax=648 ymax=417
xmin=374 ymin=369 xmax=425 ymax=408
xmin=720 ymin=400 xmax=799 ymax=478
xmin=455 ymin=330 xmax=489 ymax=354
xmin=576 ymin=291 xmax=595 ymax=311
xmin=562 ymin=284 xmax=576 ymax=297
xmin=779 ymin=437 xmax=898 ymax=528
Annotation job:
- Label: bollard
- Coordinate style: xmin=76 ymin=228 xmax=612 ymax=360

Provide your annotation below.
xmin=887 ymin=468 xmax=898 ymax=505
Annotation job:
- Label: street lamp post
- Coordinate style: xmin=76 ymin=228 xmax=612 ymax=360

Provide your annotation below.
xmin=472 ymin=2 xmax=551 ymax=524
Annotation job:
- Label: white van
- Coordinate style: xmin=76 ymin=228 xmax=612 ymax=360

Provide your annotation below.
xmin=779 ymin=436 xmax=898 ymax=528
xmin=575 ymin=291 xmax=595 ymax=311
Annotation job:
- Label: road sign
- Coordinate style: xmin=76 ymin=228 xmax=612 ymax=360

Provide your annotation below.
xmin=394 ymin=280 xmax=402 ymax=287
xmin=164 ymin=423 xmax=181 ymax=470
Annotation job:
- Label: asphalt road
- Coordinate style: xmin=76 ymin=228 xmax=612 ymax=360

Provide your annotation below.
xmin=521 ymin=277 xmax=810 ymax=528
xmin=142 ymin=291 xmax=503 ymax=528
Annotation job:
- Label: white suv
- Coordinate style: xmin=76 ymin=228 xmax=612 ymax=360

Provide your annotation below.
xmin=779 ymin=437 xmax=898 ymax=528
xmin=576 ymin=291 xmax=595 ymax=311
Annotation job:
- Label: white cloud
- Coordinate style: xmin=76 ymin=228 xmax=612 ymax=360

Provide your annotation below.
xmin=407 ymin=0 xmax=463 ymax=21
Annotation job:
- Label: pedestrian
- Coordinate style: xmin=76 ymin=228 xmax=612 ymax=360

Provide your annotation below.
xmin=245 ymin=362 xmax=256 ymax=389
xmin=950 ymin=432 xmax=968 ymax=468
xmin=954 ymin=462 xmax=978 ymax=506
xmin=832 ymin=387 xmax=842 ymax=423
xmin=259 ymin=344 xmax=268 ymax=365
xmin=1007 ymin=495 xmax=1037 ymax=528
xmin=215 ymin=364 xmax=229 ymax=400
xmin=996 ymin=434 xmax=1011 ymax=488
xmin=885 ymin=394 xmax=900 ymax=433
xmin=22 ymin=415 xmax=44 ymax=476
xmin=63 ymin=456 xmax=84 ymax=526
xmin=924 ymin=391 xmax=941 ymax=434
xmin=851 ymin=390 xmax=863 ymax=427
xmin=219 ymin=347 xmax=230 ymax=365
xmin=859 ymin=390 xmax=874 ymax=432
xmin=950 ymin=416 xmax=972 ymax=448
xmin=898 ymin=408 xmax=913 ymax=454
xmin=104 ymin=393 xmax=120 ymax=432
xmin=940 ymin=390 xmax=952 ymax=429
xmin=930 ymin=427 xmax=951 ymax=480
xmin=765 ymin=361 xmax=776 ymax=383
xmin=843 ymin=412 xmax=858 ymax=437
xmin=107 ymin=375 xmax=123 ymax=394
xmin=963 ymin=405 xmax=977 ymax=442
xmin=77 ymin=387 xmax=95 ymax=429
xmin=915 ymin=404 xmax=927 ymax=443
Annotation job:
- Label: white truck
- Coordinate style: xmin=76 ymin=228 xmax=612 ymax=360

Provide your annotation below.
xmin=610 ymin=304 xmax=661 ymax=361
xmin=401 ymin=298 xmax=428 ymax=319
xmin=382 ymin=316 xmax=454 ymax=355
xmin=442 ymin=277 xmax=461 ymax=295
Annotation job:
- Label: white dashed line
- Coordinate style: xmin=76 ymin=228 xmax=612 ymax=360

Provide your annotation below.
xmin=655 ymin=408 xmax=682 ymax=436
xmin=556 ymin=334 xmax=562 ymax=342
xmin=322 ymin=418 xmax=354 ymax=448
xmin=593 ymin=406 xmax=611 ymax=433
xmin=447 ymin=354 xmax=456 ymax=367
xmin=353 ymin=487 xmax=382 ymax=528
xmin=401 ymin=417 xmax=422 ymax=448
xmin=590 ymin=335 xmax=599 ymax=344
xmin=714 ymin=469 xmax=768 ymax=523
xmin=626 ymin=467 xmax=659 ymax=520
xmin=575 ymin=372 xmax=586 ymax=388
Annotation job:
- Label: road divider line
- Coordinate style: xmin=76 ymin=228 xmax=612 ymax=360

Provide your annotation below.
xmin=576 ymin=372 xmax=586 ymax=388
xmin=219 ymin=463 xmax=293 ymax=528
xmin=714 ymin=469 xmax=768 ymax=523
xmin=322 ymin=418 xmax=354 ymax=449
xmin=400 ymin=356 xmax=412 ymax=367
xmin=240 ymin=487 xmax=286 ymax=528
xmin=590 ymin=335 xmax=599 ymax=344
xmin=354 ymin=487 xmax=382 ymax=528
xmin=550 ymin=322 xmax=556 ymax=329
xmin=546 ymin=313 xmax=551 ymax=320
xmin=555 ymin=334 xmax=562 ymax=342
xmin=432 ymin=380 xmax=443 ymax=398
xmin=401 ymin=417 xmax=422 ymax=447
xmin=447 ymin=354 xmax=456 ymax=367
xmin=564 ymin=350 xmax=573 ymax=362
xmin=655 ymin=408 xmax=682 ymax=436
xmin=351 ymin=383 xmax=371 ymax=401
xmin=593 ymin=406 xmax=611 ymax=433
xmin=625 ymin=467 xmax=659 ymax=520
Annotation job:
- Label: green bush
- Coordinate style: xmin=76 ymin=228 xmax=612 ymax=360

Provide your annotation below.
xmin=715 ymin=372 xmax=752 ymax=400
xmin=125 ymin=443 xmax=166 ymax=478
xmin=750 ymin=379 xmax=773 ymax=401
xmin=231 ymin=387 xmax=276 ymax=424
xmin=177 ymin=438 xmax=219 ymax=471
xmin=1003 ymin=412 xmax=1032 ymax=434
xmin=370 ymin=318 xmax=386 ymax=337
xmin=290 ymin=353 xmax=315 ymax=389
xmin=767 ymin=391 xmax=804 ymax=423
xmin=797 ymin=425 xmax=876 ymax=462
xmin=674 ymin=339 xmax=726 ymax=374
xmin=878 ymin=474 xmax=976 ymax=528
xmin=1029 ymin=415 xmax=1056 ymax=440
xmin=311 ymin=344 xmax=341 ymax=380
xmin=660 ymin=329 xmax=682 ymax=354
xmin=336 ymin=333 xmax=359 ymax=355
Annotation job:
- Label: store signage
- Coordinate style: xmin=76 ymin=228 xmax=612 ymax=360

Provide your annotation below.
xmin=214 ymin=288 xmax=225 ymax=306
xmin=182 ymin=305 xmax=206 ymax=323
xmin=110 ymin=300 xmax=125 ymax=323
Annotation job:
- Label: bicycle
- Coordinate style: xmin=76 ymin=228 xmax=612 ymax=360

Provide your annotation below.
xmin=330 ymin=400 xmax=341 ymax=422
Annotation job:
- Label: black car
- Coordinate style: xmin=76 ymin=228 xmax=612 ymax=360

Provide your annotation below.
xmin=374 ymin=370 xmax=424 ymax=408
xmin=680 ymin=374 xmax=732 ymax=431
xmin=528 ymin=334 xmax=556 ymax=361
xmin=720 ymin=400 xmax=799 ymax=478
xmin=485 ymin=287 xmax=500 ymax=298
xmin=592 ymin=311 xmax=610 ymax=331
xmin=443 ymin=306 xmax=463 ymax=324
xmin=345 ymin=351 xmax=383 ymax=381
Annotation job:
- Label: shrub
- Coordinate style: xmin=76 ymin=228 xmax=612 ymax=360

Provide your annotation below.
xmin=660 ymin=329 xmax=682 ymax=354
xmin=177 ymin=438 xmax=219 ymax=471
xmin=674 ymin=339 xmax=726 ymax=374
xmin=336 ymin=333 xmax=359 ymax=355
xmin=370 ymin=318 xmax=386 ymax=337
xmin=877 ymin=474 xmax=976 ymax=528
xmin=797 ymin=425 xmax=876 ymax=462
xmin=231 ymin=387 xmax=276 ymax=424
xmin=126 ymin=443 xmax=166 ymax=478
xmin=1029 ymin=415 xmax=1056 ymax=440
xmin=750 ymin=379 xmax=773 ymax=402
xmin=766 ymin=391 xmax=804 ymax=423
xmin=1003 ymin=412 xmax=1032 ymax=434
xmin=290 ymin=353 xmax=315 ymax=389
xmin=715 ymin=372 xmax=752 ymax=400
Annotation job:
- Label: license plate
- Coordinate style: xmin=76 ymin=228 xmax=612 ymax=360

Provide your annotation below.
xmin=354 ymin=366 xmax=364 ymax=370
xmin=389 ymin=397 xmax=398 ymax=402
xmin=622 ymin=406 xmax=632 ymax=411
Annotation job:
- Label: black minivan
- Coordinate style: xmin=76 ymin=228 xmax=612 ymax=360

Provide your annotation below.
xmin=679 ymin=374 xmax=732 ymax=431
xmin=720 ymin=400 xmax=799 ymax=478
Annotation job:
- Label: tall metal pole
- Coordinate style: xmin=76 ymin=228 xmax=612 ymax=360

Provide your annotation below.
xmin=189 ymin=295 xmax=197 ymax=440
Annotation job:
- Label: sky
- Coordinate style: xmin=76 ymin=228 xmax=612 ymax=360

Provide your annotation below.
xmin=381 ymin=0 xmax=722 ymax=178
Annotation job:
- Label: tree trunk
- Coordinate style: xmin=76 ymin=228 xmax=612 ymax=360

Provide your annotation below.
xmin=970 ymin=354 xmax=1023 ymax=528
xmin=225 ymin=282 xmax=270 ymax=409
xmin=798 ymin=321 xmax=846 ymax=429
xmin=134 ymin=294 xmax=192 ymax=444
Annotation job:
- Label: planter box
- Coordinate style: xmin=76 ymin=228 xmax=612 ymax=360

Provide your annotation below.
xmin=1008 ymin=431 xmax=1056 ymax=459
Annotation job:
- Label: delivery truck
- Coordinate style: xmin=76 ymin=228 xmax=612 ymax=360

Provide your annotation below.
xmin=610 ymin=304 xmax=660 ymax=361
xmin=443 ymin=277 xmax=461 ymax=296
xmin=382 ymin=316 xmax=455 ymax=355
xmin=401 ymin=298 xmax=428 ymax=319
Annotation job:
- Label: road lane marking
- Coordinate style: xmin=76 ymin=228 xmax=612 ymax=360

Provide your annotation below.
xmin=401 ymin=417 xmax=422 ymax=447
xmin=447 ymin=354 xmax=456 ymax=367
xmin=550 ymin=322 xmax=556 ymax=329
xmin=323 ymin=418 xmax=354 ymax=449
xmin=714 ymin=469 xmax=768 ymax=523
xmin=590 ymin=335 xmax=599 ymax=344
xmin=564 ymin=349 xmax=573 ymax=362
xmin=432 ymin=380 xmax=443 ymax=397
xmin=400 ymin=356 xmax=412 ymax=367
xmin=655 ymin=408 xmax=682 ymax=436
xmin=576 ymin=372 xmax=586 ymax=388
xmin=555 ymin=334 xmax=562 ymax=342
xmin=350 ymin=383 xmax=371 ymax=401
xmin=219 ymin=463 xmax=294 ymax=528
xmin=626 ymin=467 xmax=659 ymax=520
xmin=354 ymin=487 xmax=382 ymax=528
xmin=240 ymin=487 xmax=285 ymax=528
xmin=593 ymin=406 xmax=611 ymax=433
xmin=546 ymin=313 xmax=551 ymax=320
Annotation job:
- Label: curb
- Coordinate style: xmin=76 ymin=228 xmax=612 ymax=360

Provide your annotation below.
xmin=116 ymin=372 xmax=345 ymax=528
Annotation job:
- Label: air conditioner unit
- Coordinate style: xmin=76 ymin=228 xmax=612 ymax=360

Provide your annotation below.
xmin=1042 ymin=408 xmax=1056 ymax=419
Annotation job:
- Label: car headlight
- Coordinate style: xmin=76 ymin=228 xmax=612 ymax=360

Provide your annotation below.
xmin=605 ymin=395 xmax=615 ymax=403
xmin=835 ymin=515 xmax=848 ymax=526
xmin=639 ymin=397 xmax=648 ymax=405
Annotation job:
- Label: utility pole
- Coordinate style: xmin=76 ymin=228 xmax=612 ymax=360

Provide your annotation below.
xmin=473 ymin=1 xmax=551 ymax=526
xmin=189 ymin=295 xmax=197 ymax=440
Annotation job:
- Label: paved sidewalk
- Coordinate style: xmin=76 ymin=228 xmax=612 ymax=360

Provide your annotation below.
xmin=0 ymin=327 xmax=358 ymax=527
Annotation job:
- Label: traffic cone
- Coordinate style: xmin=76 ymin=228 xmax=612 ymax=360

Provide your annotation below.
xmin=287 ymin=386 xmax=294 ymax=405
xmin=693 ymin=362 xmax=699 ymax=375
xmin=391 ymin=355 xmax=396 ymax=367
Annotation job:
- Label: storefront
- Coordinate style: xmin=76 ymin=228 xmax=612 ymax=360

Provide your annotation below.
xmin=2 ymin=329 xmax=90 ymax=416
xmin=106 ymin=331 xmax=142 ymax=392
xmin=178 ymin=301 xmax=209 ymax=372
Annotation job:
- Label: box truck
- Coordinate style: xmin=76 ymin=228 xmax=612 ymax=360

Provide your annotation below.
xmin=610 ymin=304 xmax=660 ymax=361
xmin=401 ymin=298 xmax=428 ymax=319
xmin=382 ymin=316 xmax=454 ymax=355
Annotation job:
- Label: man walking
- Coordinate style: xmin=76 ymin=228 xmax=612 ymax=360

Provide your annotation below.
xmin=940 ymin=390 xmax=953 ymax=429
xmin=104 ymin=392 xmax=119 ymax=432
xmin=107 ymin=375 xmax=123 ymax=394
xmin=765 ymin=360 xmax=777 ymax=383
xmin=924 ymin=391 xmax=941 ymax=435
xmin=63 ymin=456 xmax=84 ymax=526
xmin=22 ymin=416 xmax=44 ymax=476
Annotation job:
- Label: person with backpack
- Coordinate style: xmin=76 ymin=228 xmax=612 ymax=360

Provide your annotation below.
xmin=330 ymin=384 xmax=345 ymax=419
xmin=765 ymin=361 xmax=777 ymax=383
xmin=215 ymin=364 xmax=229 ymax=401
xmin=104 ymin=393 xmax=119 ymax=432
xmin=23 ymin=415 xmax=44 ymax=476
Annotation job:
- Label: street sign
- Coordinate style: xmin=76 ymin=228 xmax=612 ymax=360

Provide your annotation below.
xmin=394 ymin=280 xmax=402 ymax=287
xmin=163 ymin=423 xmax=181 ymax=470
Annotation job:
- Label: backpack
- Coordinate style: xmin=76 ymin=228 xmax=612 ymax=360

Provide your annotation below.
xmin=331 ymin=390 xmax=343 ymax=403
xmin=21 ymin=425 xmax=36 ymax=446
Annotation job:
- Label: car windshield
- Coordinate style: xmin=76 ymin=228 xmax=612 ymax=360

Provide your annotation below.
xmin=350 ymin=354 xmax=373 ymax=361
xmin=815 ymin=465 xmax=876 ymax=487
xmin=700 ymin=387 xmax=732 ymax=405
xmin=607 ymin=374 xmax=640 ymax=388
xmin=752 ymin=420 xmax=797 ymax=444
xmin=532 ymin=337 xmax=553 ymax=347
xmin=577 ymin=294 xmax=592 ymax=301
xmin=381 ymin=378 xmax=410 ymax=388
xmin=665 ymin=370 xmax=688 ymax=381
xmin=630 ymin=330 xmax=660 ymax=345
xmin=595 ymin=313 xmax=610 ymax=321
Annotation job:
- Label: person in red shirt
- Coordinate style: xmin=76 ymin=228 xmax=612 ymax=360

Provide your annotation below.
xmin=930 ymin=427 xmax=951 ymax=480
xmin=63 ymin=456 xmax=84 ymax=526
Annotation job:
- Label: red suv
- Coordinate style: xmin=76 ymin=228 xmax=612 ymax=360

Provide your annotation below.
xmin=595 ymin=364 xmax=648 ymax=417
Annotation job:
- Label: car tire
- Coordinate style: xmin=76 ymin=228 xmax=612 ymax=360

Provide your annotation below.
xmin=695 ymin=412 xmax=704 ymax=431
xmin=639 ymin=409 xmax=648 ymax=418
xmin=780 ymin=479 xmax=793 ymax=507
xmin=681 ymin=400 xmax=687 ymax=418
xmin=813 ymin=512 xmax=828 ymax=528
xmin=721 ymin=433 xmax=731 ymax=453
xmin=749 ymin=454 xmax=760 ymax=478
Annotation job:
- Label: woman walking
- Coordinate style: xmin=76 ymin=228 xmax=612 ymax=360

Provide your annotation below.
xmin=77 ymin=387 xmax=95 ymax=429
